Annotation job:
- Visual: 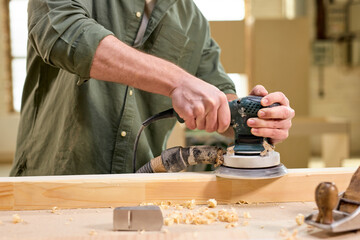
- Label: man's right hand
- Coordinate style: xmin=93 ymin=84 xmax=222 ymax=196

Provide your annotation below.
xmin=170 ymin=78 xmax=230 ymax=133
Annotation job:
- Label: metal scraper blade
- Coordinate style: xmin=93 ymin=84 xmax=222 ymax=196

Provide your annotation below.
xmin=215 ymin=164 xmax=288 ymax=179
xmin=113 ymin=205 xmax=163 ymax=231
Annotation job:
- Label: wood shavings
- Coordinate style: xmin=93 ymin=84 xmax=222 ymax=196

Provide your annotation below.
xmin=174 ymin=204 xmax=183 ymax=210
xmin=88 ymin=229 xmax=97 ymax=236
xmin=287 ymin=229 xmax=298 ymax=240
xmin=12 ymin=214 xmax=24 ymax=224
xmin=164 ymin=217 xmax=174 ymax=226
xmin=51 ymin=206 xmax=61 ymax=214
xmin=243 ymin=212 xmax=251 ymax=219
xmin=279 ymin=206 xmax=285 ymax=209
xmin=225 ymin=222 xmax=238 ymax=229
xmin=162 ymin=229 xmax=168 ymax=234
xmin=139 ymin=229 xmax=145 ymax=234
xmin=227 ymin=146 xmax=235 ymax=155
xmin=218 ymin=209 xmax=239 ymax=223
xmin=191 ymin=215 xmax=215 ymax=225
xmin=279 ymin=228 xmax=288 ymax=237
xmin=279 ymin=228 xmax=298 ymax=240
xmin=242 ymin=220 xmax=249 ymax=226
xmin=261 ymin=140 xmax=275 ymax=156
xmin=236 ymin=200 xmax=249 ymax=204
xmin=0 ymin=220 xmax=3 ymax=225
xmin=207 ymin=199 xmax=217 ymax=208
xmin=183 ymin=200 xmax=196 ymax=210
xmin=167 ymin=211 xmax=182 ymax=224
xmin=51 ymin=206 xmax=58 ymax=213
xmin=295 ymin=213 xmax=304 ymax=226
xmin=139 ymin=202 xmax=154 ymax=206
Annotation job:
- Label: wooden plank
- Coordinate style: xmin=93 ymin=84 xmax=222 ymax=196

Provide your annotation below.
xmin=0 ymin=168 xmax=355 ymax=211
xmin=0 ymin=182 xmax=13 ymax=210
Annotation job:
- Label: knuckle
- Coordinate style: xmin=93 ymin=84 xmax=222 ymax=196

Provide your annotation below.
xmin=193 ymin=105 xmax=205 ymax=116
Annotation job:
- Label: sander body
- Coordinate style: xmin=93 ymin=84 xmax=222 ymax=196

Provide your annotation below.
xmin=215 ymin=95 xmax=287 ymax=179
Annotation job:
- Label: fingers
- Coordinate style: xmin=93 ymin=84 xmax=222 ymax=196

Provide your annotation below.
xmin=249 ymin=85 xmax=268 ymax=97
xmin=216 ymin=99 xmax=230 ymax=133
xmin=261 ymin=91 xmax=289 ymax=107
xmin=179 ymin=92 xmax=230 ymax=133
xmin=247 ymin=118 xmax=292 ymax=131
xmin=251 ymin=127 xmax=289 ymax=144
xmin=257 ymin=106 xmax=295 ymax=120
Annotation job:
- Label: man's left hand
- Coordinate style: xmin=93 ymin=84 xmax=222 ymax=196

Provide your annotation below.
xmin=247 ymin=85 xmax=295 ymax=145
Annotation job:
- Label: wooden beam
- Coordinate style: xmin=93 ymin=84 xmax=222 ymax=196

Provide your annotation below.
xmin=0 ymin=168 xmax=355 ymax=211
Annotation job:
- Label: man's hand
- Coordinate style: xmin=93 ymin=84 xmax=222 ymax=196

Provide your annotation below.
xmin=247 ymin=85 xmax=295 ymax=145
xmin=170 ymin=79 xmax=230 ymax=133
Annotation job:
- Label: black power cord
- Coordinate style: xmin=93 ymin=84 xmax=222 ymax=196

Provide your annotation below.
xmin=132 ymin=108 xmax=183 ymax=173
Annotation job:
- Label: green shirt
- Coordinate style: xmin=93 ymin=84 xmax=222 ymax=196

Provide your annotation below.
xmin=10 ymin=0 xmax=236 ymax=176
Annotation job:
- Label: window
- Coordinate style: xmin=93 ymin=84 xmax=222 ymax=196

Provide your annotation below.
xmin=193 ymin=0 xmax=245 ymax=21
xmin=9 ymin=0 xmax=28 ymax=112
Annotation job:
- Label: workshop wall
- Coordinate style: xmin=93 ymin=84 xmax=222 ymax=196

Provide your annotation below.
xmin=310 ymin=65 xmax=360 ymax=156
xmin=307 ymin=0 xmax=360 ymax=156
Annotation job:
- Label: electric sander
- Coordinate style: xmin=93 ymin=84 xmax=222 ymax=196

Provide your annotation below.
xmin=133 ymin=95 xmax=287 ymax=179
xmin=214 ymin=95 xmax=287 ymax=179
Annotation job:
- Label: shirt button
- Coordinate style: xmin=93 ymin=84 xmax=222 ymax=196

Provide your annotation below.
xmin=136 ymin=12 xmax=141 ymax=18
xmin=129 ymin=90 xmax=133 ymax=96
xmin=121 ymin=131 xmax=127 ymax=137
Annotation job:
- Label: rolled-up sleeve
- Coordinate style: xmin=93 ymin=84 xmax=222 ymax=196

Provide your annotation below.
xmin=195 ymin=23 xmax=236 ymax=95
xmin=28 ymin=0 xmax=114 ymax=79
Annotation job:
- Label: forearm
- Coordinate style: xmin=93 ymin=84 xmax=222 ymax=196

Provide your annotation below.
xmin=90 ymin=35 xmax=193 ymax=97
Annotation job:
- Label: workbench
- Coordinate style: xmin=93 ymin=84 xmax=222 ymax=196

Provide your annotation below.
xmin=1 ymin=202 xmax=359 ymax=240
xmin=0 ymin=168 xmax=359 ymax=239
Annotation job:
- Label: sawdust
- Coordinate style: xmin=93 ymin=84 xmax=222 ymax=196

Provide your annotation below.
xmin=12 ymin=214 xmax=24 ymax=224
xmin=88 ymin=229 xmax=97 ymax=236
xmin=51 ymin=206 xmax=61 ymax=215
xmin=295 ymin=213 xmax=304 ymax=226
xmin=279 ymin=228 xmax=299 ymax=240
xmin=164 ymin=217 xmax=174 ymax=226
xmin=183 ymin=200 xmax=196 ymax=210
xmin=225 ymin=222 xmax=238 ymax=228
xmin=260 ymin=139 xmax=275 ymax=156
xmin=207 ymin=199 xmax=217 ymax=208
xmin=243 ymin=211 xmax=251 ymax=219
xmin=162 ymin=199 xmax=240 ymax=227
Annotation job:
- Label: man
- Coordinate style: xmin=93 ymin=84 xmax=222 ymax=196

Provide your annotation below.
xmin=10 ymin=0 xmax=294 ymax=176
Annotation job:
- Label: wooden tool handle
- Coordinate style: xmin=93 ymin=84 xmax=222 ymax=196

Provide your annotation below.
xmin=315 ymin=182 xmax=338 ymax=224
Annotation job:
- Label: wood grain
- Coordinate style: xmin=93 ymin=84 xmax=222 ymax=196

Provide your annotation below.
xmin=0 ymin=168 xmax=355 ymax=211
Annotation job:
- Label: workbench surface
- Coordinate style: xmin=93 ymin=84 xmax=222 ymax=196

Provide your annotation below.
xmin=1 ymin=202 xmax=359 ymax=240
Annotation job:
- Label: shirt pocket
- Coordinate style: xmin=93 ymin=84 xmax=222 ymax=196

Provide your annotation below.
xmin=148 ymin=24 xmax=192 ymax=68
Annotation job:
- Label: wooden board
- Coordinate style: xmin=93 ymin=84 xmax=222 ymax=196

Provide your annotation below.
xmin=0 ymin=168 xmax=355 ymax=211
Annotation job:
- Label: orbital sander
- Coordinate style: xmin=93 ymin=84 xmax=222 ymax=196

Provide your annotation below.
xmin=214 ymin=95 xmax=287 ymax=179
xmin=133 ymin=95 xmax=288 ymax=179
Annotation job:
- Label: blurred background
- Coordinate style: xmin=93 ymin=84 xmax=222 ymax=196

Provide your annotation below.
xmin=0 ymin=0 xmax=359 ymax=176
